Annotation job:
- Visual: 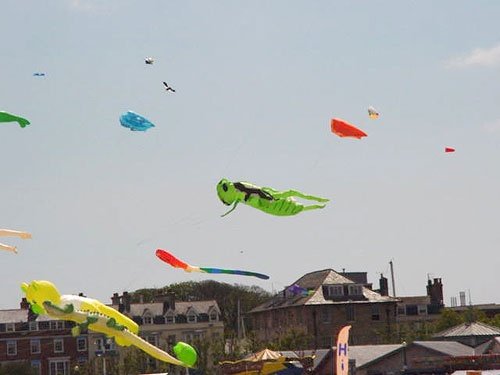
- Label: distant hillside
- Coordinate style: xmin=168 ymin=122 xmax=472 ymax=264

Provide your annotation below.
xmin=131 ymin=280 xmax=272 ymax=333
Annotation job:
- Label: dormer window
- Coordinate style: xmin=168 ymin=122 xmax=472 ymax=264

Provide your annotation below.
xmin=327 ymin=285 xmax=344 ymax=297
xmin=348 ymin=284 xmax=363 ymax=296
xmin=6 ymin=323 xmax=15 ymax=332
xmin=209 ymin=311 xmax=218 ymax=322
xmin=165 ymin=311 xmax=175 ymax=324
xmin=143 ymin=315 xmax=153 ymax=325
xmin=187 ymin=312 xmax=197 ymax=323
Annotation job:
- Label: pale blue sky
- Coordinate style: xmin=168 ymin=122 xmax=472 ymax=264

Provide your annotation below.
xmin=1 ymin=1 xmax=500 ymax=309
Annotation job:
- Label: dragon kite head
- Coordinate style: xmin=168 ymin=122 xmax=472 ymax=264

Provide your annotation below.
xmin=21 ymin=280 xmax=62 ymax=315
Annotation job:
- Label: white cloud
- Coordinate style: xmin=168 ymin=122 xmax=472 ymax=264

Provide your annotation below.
xmin=482 ymin=118 xmax=500 ymax=134
xmin=445 ymin=43 xmax=500 ymax=68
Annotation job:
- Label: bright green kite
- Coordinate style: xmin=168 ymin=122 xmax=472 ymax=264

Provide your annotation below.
xmin=216 ymin=178 xmax=329 ymax=217
xmin=0 ymin=111 xmax=30 ymax=128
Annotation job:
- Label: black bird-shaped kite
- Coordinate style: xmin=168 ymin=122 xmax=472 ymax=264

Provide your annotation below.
xmin=163 ymin=82 xmax=176 ymax=93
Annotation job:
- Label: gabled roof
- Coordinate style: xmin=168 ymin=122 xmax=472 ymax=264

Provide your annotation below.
xmin=433 ymin=322 xmax=500 ymax=338
xmin=250 ymin=269 xmax=397 ymax=313
xmin=349 ymin=344 xmax=403 ymax=368
xmin=412 ymin=341 xmax=475 ymax=356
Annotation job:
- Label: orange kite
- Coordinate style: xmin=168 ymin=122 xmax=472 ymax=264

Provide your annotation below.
xmin=330 ymin=118 xmax=367 ymax=139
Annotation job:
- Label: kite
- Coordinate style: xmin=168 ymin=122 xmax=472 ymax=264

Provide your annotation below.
xmin=0 ymin=229 xmax=32 ymax=253
xmin=216 ymin=178 xmax=329 ymax=217
xmin=0 ymin=111 xmax=30 ymax=128
xmin=119 ymin=111 xmax=155 ymax=132
xmin=33 ymin=73 xmax=46 ymax=77
xmin=145 ymin=57 xmax=154 ymax=65
xmin=21 ymin=280 xmax=197 ymax=368
xmin=445 ymin=147 xmax=455 ymax=153
xmin=156 ymin=249 xmax=270 ymax=280
xmin=336 ymin=325 xmax=351 ymax=375
xmin=330 ymin=118 xmax=367 ymax=139
xmin=286 ymin=284 xmax=314 ymax=296
xmin=368 ymin=106 xmax=379 ymax=119
xmin=163 ymin=82 xmax=176 ymax=92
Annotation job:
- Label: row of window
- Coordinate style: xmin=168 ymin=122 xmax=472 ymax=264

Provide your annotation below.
xmin=324 ymin=284 xmax=364 ymax=297
xmin=1 ymin=320 xmax=66 ymax=333
xmin=255 ymin=304 xmax=385 ymax=329
xmin=30 ymin=358 xmax=85 ymax=375
xmin=141 ymin=311 xmax=219 ymax=325
xmin=397 ymin=304 xmax=428 ymax=316
xmin=5 ymin=337 xmax=87 ymax=356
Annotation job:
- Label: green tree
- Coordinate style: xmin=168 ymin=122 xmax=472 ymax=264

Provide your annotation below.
xmin=433 ymin=308 xmax=464 ymax=332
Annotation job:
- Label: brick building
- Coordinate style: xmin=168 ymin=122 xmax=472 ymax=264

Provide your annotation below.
xmin=248 ymin=269 xmax=399 ymax=348
xmin=0 ymin=298 xmax=88 ymax=375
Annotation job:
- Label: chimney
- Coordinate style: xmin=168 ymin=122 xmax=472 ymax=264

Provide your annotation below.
xmin=111 ymin=293 xmax=121 ymax=305
xmin=20 ymin=297 xmax=30 ymax=310
xmin=162 ymin=292 xmax=176 ymax=314
xmin=379 ymin=274 xmax=389 ymax=296
xmin=122 ymin=291 xmax=131 ymax=312
xmin=427 ymin=278 xmax=444 ymax=308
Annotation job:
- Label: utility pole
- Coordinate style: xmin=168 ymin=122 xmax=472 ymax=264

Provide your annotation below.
xmin=389 ymin=260 xmax=396 ymax=297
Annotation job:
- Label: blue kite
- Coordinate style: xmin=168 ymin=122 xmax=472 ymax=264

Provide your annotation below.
xmin=119 ymin=111 xmax=155 ymax=132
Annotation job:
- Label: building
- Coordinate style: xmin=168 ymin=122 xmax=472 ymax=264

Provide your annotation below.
xmin=395 ymin=277 xmax=445 ymax=340
xmin=86 ymin=291 xmax=225 ymax=374
xmin=248 ymin=269 xmax=399 ymax=348
xmin=0 ymin=298 xmax=89 ymax=375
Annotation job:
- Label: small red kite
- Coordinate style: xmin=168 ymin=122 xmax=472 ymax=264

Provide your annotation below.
xmin=445 ymin=147 xmax=455 ymax=153
xmin=331 ymin=118 xmax=367 ymax=139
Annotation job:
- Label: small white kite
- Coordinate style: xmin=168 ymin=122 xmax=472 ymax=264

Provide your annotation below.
xmin=368 ymin=106 xmax=379 ymax=119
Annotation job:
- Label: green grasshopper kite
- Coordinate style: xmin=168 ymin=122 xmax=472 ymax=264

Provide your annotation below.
xmin=216 ymin=178 xmax=329 ymax=217
xmin=0 ymin=111 xmax=30 ymax=128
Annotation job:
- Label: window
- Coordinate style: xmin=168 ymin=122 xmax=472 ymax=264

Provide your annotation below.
xmin=406 ymin=305 xmax=418 ymax=316
xmin=29 ymin=321 xmax=39 ymax=331
xmin=167 ymin=334 xmax=176 ymax=344
xmin=31 ymin=360 xmax=41 ymax=375
xmin=54 ymin=338 xmax=64 ymax=353
xmin=96 ymin=338 xmax=104 ymax=352
xmin=348 ymin=284 xmax=363 ymax=296
xmin=327 ymin=285 xmax=344 ymax=297
xmin=7 ymin=340 xmax=17 ymax=356
xmin=321 ymin=307 xmax=331 ymax=323
xmin=50 ymin=321 xmax=65 ymax=330
xmin=187 ymin=312 xmax=197 ymax=323
xmin=371 ymin=305 xmax=380 ymax=321
xmin=31 ymin=339 xmax=41 ymax=354
xmin=346 ymin=305 xmax=355 ymax=322
xmin=77 ymin=337 xmax=87 ymax=352
xmin=418 ymin=305 xmax=428 ymax=315
xmin=209 ymin=311 xmax=218 ymax=322
xmin=146 ymin=335 xmax=158 ymax=346
xmin=49 ymin=359 xmax=69 ymax=375
xmin=397 ymin=305 xmax=406 ymax=315
xmin=165 ymin=313 xmax=175 ymax=324
xmin=6 ymin=323 xmax=15 ymax=332
xmin=143 ymin=315 xmax=153 ymax=325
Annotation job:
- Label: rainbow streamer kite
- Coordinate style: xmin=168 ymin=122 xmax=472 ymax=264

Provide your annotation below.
xmin=155 ymin=249 xmax=270 ymax=280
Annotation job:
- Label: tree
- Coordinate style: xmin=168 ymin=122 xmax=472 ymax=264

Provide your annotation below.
xmin=433 ymin=308 xmax=464 ymax=333
xmin=0 ymin=362 xmax=36 ymax=375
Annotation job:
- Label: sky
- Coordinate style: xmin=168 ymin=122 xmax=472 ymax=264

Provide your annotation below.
xmin=1 ymin=1 xmax=500 ymax=310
